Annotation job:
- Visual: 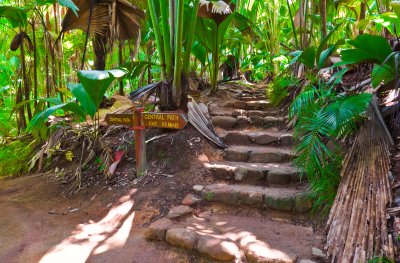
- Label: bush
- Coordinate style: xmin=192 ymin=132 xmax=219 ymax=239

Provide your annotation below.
xmin=0 ymin=139 xmax=35 ymax=177
xmin=267 ymin=75 xmax=299 ymax=106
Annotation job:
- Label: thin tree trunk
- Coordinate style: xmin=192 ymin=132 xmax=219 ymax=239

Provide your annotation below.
xmin=20 ymin=36 xmax=32 ymax=120
xmin=359 ymin=2 xmax=366 ymax=35
xmin=93 ymin=34 xmax=107 ymax=70
xmin=118 ymin=40 xmax=124 ymax=95
xmin=320 ymin=0 xmax=327 ymax=39
xmin=31 ymin=20 xmax=38 ymax=107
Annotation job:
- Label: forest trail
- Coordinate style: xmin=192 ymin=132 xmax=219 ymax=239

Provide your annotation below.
xmin=143 ymin=84 xmax=326 ymax=262
xmin=0 ymin=84 xmax=326 ymax=263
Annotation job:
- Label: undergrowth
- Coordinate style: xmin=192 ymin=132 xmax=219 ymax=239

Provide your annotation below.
xmin=0 ymin=139 xmax=35 ymax=177
xmin=267 ymin=75 xmax=299 ymax=106
xmin=290 ymin=80 xmax=371 ymax=216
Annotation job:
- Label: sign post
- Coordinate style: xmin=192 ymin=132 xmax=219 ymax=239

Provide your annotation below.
xmin=105 ymin=109 xmax=188 ymax=178
xmin=133 ymin=107 xmax=146 ymax=177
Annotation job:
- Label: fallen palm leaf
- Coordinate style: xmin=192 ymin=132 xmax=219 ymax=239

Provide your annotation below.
xmin=325 ymin=95 xmax=394 ymax=262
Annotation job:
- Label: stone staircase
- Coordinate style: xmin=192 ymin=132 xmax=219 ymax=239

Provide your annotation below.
xmin=144 ymin=86 xmax=326 ymax=262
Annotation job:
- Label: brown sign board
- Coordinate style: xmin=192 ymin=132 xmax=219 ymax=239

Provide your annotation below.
xmin=143 ymin=112 xmax=188 ymax=129
xmin=105 ymin=113 xmax=134 ymax=126
xmin=105 ymin=112 xmax=188 ymax=130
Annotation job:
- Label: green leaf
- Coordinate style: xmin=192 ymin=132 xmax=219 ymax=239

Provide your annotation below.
xmin=391 ymin=1 xmax=400 ymax=19
xmin=218 ymin=14 xmax=235 ymax=45
xmin=58 ymin=0 xmax=79 ymax=16
xmin=27 ymin=102 xmax=84 ymax=131
xmin=76 ymin=69 xmax=127 ymax=118
xmin=298 ymin=47 xmax=316 ymax=68
xmin=67 ymin=83 xmax=97 ymax=118
xmin=318 ymin=45 xmax=336 ymax=69
xmin=0 ymin=6 xmax=27 ymax=28
xmin=341 ymin=34 xmax=392 ymax=64
xmin=316 ymin=23 xmax=342 ymax=65
xmin=371 ymin=64 xmax=395 ymax=87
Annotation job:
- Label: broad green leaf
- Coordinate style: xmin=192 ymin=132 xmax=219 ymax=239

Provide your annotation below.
xmin=0 ymin=6 xmax=27 ymax=28
xmin=58 ymin=0 xmax=79 ymax=16
xmin=218 ymin=14 xmax=235 ymax=46
xmin=391 ymin=1 xmax=400 ymax=19
xmin=318 ymin=45 xmax=336 ymax=69
xmin=67 ymin=83 xmax=97 ymax=118
xmin=27 ymin=102 xmax=84 ymax=131
xmin=341 ymin=34 xmax=392 ymax=64
xmin=371 ymin=64 xmax=395 ymax=87
xmin=77 ymin=69 xmax=127 ymax=118
xmin=316 ymin=23 xmax=342 ymax=65
xmin=298 ymin=47 xmax=316 ymax=68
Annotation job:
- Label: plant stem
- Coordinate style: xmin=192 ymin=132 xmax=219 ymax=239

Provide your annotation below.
xmin=172 ymin=0 xmax=184 ymax=107
xmin=148 ymin=0 xmax=166 ymax=80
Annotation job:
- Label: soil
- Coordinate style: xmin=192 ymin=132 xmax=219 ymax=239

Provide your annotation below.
xmin=0 ymin=84 xmax=322 ymax=263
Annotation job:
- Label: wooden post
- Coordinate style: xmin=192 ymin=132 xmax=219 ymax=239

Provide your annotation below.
xmin=133 ymin=107 xmax=146 ymax=177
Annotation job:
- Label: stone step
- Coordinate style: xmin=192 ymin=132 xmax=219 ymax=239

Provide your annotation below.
xmin=217 ymin=129 xmax=294 ymax=146
xmin=145 ymin=212 xmax=319 ymax=262
xmin=225 ymin=145 xmax=295 ymax=163
xmin=204 ymin=161 xmax=305 ymax=185
xmin=238 ymin=95 xmax=267 ymax=102
xmin=198 ymin=184 xmax=311 ymax=213
xmin=223 ymin=100 xmax=273 ymax=111
xmin=211 ymin=115 xmax=286 ymax=130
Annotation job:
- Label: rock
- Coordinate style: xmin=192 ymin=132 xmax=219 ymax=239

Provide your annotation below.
xmin=196 ymin=235 xmax=240 ymax=261
xmin=267 ymin=169 xmax=292 ymax=185
xmin=264 ymin=116 xmax=279 ymax=124
xmin=238 ymin=190 xmax=264 ymax=205
xmin=193 ymin=185 xmax=204 ymax=192
xmin=247 ymin=110 xmax=265 ymax=117
xmin=312 ymin=247 xmax=327 ymax=260
xmin=166 ymin=228 xmax=197 ymax=250
xmin=280 ymin=134 xmax=294 ymax=145
xmin=234 ymin=167 xmax=264 ymax=182
xmin=232 ymin=109 xmax=246 ymax=117
xmin=295 ymin=193 xmax=312 ymax=213
xmin=236 ymin=116 xmax=250 ymax=127
xmin=182 ymin=194 xmax=201 ymax=206
xmin=298 ymin=260 xmax=317 ymax=263
xmin=222 ymin=132 xmax=251 ymax=145
xmin=264 ymin=195 xmax=295 ymax=212
xmin=250 ymin=132 xmax=278 ymax=145
xmin=143 ymin=218 xmax=174 ymax=241
xmin=225 ymin=147 xmax=250 ymax=162
xmin=166 ymin=205 xmax=193 ymax=219
xmin=244 ymin=240 xmax=296 ymax=263
xmin=203 ymin=185 xmax=238 ymax=205
xmin=211 ymin=116 xmax=237 ymax=129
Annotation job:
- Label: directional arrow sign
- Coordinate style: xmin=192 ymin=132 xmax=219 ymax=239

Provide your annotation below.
xmin=143 ymin=112 xmax=188 ymax=129
xmin=105 ymin=113 xmax=134 ymax=126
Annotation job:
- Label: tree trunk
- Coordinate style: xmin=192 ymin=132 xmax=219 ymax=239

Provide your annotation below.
xmin=118 ymin=40 xmax=124 ymax=95
xmin=31 ymin=20 xmax=38 ymax=107
xmin=320 ymin=0 xmax=327 ymax=39
xmin=359 ymin=2 xmax=366 ymax=35
xmin=20 ymin=35 xmax=32 ymax=120
xmin=93 ymin=34 xmax=107 ymax=70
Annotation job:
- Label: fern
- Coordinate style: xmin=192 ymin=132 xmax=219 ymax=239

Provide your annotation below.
xmin=290 ymin=84 xmax=372 ymax=214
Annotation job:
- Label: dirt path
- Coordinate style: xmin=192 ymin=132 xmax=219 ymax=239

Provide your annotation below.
xmin=0 ymin=83 xmax=325 ymax=263
xmin=0 ymin=172 xmax=209 ymax=263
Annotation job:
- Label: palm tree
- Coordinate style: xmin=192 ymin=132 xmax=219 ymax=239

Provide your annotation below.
xmin=60 ymin=0 xmax=145 ymax=70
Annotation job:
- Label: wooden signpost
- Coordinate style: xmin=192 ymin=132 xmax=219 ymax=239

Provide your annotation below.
xmin=105 ymin=108 xmax=188 ymax=177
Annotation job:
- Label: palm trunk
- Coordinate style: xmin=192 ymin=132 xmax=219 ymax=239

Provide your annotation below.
xmin=160 ymin=0 xmax=172 ymax=78
xmin=320 ymin=0 xmax=327 ymax=39
xmin=172 ymin=0 xmax=184 ymax=107
xmin=118 ymin=40 xmax=124 ymax=95
xmin=31 ymin=20 xmax=38 ymax=106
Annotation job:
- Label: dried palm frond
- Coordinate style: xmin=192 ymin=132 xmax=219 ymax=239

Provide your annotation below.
xmin=61 ymin=0 xmax=145 ymax=42
xmin=325 ymin=95 xmax=394 ymax=262
xmin=198 ymin=0 xmax=235 ymax=25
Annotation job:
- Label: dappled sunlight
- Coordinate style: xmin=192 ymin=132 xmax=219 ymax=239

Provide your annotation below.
xmin=39 ymin=192 xmax=136 ymax=263
xmin=183 ymin=216 xmax=302 ymax=261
